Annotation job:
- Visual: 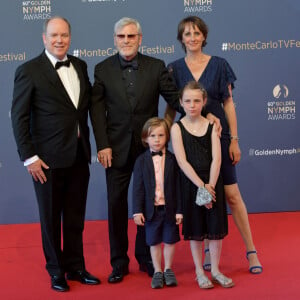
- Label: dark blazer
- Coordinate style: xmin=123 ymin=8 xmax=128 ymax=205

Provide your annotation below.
xmin=132 ymin=150 xmax=182 ymax=222
xmin=91 ymin=52 xmax=180 ymax=168
xmin=11 ymin=51 xmax=91 ymax=168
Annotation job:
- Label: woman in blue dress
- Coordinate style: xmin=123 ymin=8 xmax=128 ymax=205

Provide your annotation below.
xmin=166 ymin=16 xmax=262 ymax=274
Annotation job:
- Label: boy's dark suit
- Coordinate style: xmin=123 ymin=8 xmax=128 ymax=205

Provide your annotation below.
xmin=11 ymin=51 xmax=92 ymax=277
xmin=132 ymin=150 xmax=182 ymax=223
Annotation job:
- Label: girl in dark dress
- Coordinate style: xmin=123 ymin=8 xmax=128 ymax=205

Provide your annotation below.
xmin=171 ymin=81 xmax=234 ymax=289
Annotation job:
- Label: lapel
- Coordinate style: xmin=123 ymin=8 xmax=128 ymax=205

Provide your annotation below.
xmin=164 ymin=150 xmax=171 ymax=189
xmin=110 ymin=54 xmax=133 ymax=109
xmin=38 ymin=52 xmax=80 ymax=108
xmin=134 ymin=53 xmax=148 ymax=109
xmin=68 ymin=55 xmax=86 ymax=108
xmin=144 ymin=151 xmax=156 ymax=189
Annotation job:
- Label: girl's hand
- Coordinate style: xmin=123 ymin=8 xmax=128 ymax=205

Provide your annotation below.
xmin=204 ymin=183 xmax=215 ymax=210
xmin=205 ymin=183 xmax=216 ymax=201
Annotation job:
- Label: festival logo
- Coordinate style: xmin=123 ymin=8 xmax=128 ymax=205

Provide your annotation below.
xmin=22 ymin=0 xmax=51 ymax=21
xmin=72 ymin=44 xmax=175 ymax=59
xmin=222 ymin=39 xmax=300 ymax=52
xmin=0 ymin=52 xmax=26 ymax=62
xmin=248 ymin=147 xmax=299 ymax=157
xmin=73 ymin=47 xmax=117 ymax=58
xmin=273 ymin=84 xmax=288 ymax=99
xmin=183 ymin=0 xmax=213 ymax=13
xmin=267 ymin=84 xmax=296 ymax=121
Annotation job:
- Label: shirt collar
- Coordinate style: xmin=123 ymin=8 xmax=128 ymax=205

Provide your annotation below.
xmin=45 ymin=50 xmax=68 ymax=68
xmin=118 ymin=53 xmax=138 ymax=69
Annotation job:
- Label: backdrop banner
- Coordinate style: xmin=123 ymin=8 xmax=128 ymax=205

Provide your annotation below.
xmin=1 ymin=0 xmax=299 ymax=224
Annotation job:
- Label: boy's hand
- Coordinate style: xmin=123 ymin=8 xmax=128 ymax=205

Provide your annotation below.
xmin=133 ymin=213 xmax=145 ymax=226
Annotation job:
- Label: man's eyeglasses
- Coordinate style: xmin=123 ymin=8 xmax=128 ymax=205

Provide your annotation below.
xmin=115 ymin=34 xmax=139 ymax=40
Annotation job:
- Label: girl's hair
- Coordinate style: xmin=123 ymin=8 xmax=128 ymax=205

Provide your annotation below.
xmin=141 ymin=117 xmax=170 ymax=147
xmin=177 ymin=16 xmax=208 ymax=52
xmin=180 ymin=80 xmax=208 ymax=100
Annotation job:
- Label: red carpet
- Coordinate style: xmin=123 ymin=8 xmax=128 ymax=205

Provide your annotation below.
xmin=0 ymin=212 xmax=300 ymax=299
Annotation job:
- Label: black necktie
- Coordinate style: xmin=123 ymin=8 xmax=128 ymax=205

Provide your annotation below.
xmin=120 ymin=59 xmax=138 ymax=70
xmin=151 ymin=151 xmax=163 ymax=157
xmin=55 ymin=59 xmax=70 ymax=70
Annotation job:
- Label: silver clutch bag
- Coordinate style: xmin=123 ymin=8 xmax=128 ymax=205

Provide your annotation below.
xmin=195 ymin=186 xmax=212 ymax=206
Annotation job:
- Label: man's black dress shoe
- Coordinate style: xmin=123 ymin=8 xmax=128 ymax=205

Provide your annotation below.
xmin=108 ymin=265 xmax=129 ymax=283
xmin=139 ymin=261 xmax=154 ymax=277
xmin=66 ymin=270 xmax=101 ymax=285
xmin=51 ymin=275 xmax=70 ymax=292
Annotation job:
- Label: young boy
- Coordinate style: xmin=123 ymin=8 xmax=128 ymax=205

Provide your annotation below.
xmin=132 ymin=117 xmax=183 ymax=289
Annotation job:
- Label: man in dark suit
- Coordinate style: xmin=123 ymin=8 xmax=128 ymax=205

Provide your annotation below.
xmin=11 ymin=16 xmax=100 ymax=292
xmin=90 ymin=17 xmax=180 ymax=284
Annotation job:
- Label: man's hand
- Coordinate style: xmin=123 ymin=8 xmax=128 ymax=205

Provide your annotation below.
xmin=206 ymin=113 xmax=222 ymax=137
xmin=27 ymin=159 xmax=49 ymax=184
xmin=98 ymin=148 xmax=112 ymax=168
xmin=164 ymin=104 xmax=177 ymax=129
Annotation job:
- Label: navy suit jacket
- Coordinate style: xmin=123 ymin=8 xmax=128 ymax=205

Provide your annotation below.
xmin=11 ymin=51 xmax=91 ymax=168
xmin=132 ymin=149 xmax=182 ymax=222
